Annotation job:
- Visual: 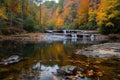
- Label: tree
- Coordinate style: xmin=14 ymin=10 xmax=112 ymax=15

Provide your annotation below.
xmin=77 ymin=0 xmax=89 ymax=25
xmin=96 ymin=0 xmax=120 ymax=34
xmin=88 ymin=0 xmax=100 ymax=30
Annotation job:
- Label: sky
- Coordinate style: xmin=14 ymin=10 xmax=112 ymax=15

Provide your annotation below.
xmin=48 ymin=0 xmax=59 ymax=3
xmin=34 ymin=0 xmax=59 ymax=6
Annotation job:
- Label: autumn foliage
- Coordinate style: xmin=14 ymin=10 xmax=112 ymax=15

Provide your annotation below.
xmin=0 ymin=0 xmax=120 ymax=34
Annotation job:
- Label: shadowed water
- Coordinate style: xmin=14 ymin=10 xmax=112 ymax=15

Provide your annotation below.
xmin=0 ymin=39 xmax=119 ymax=80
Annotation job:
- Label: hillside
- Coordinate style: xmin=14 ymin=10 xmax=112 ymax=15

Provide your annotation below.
xmin=0 ymin=0 xmax=120 ymax=34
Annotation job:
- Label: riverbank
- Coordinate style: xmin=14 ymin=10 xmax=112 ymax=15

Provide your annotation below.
xmin=0 ymin=33 xmax=46 ymax=42
xmin=76 ymin=43 xmax=120 ymax=58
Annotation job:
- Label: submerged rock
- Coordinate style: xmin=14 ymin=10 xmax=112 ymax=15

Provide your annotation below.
xmin=57 ymin=65 xmax=84 ymax=75
xmin=57 ymin=65 xmax=90 ymax=80
xmin=0 ymin=55 xmax=22 ymax=65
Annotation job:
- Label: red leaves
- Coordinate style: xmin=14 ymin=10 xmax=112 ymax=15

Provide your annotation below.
xmin=10 ymin=3 xmax=17 ymax=13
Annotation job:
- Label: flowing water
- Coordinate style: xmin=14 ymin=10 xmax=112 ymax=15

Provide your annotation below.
xmin=0 ymin=39 xmax=120 ymax=80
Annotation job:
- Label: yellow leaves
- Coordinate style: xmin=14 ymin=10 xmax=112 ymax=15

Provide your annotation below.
xmin=97 ymin=13 xmax=107 ymax=21
xmin=88 ymin=9 xmax=96 ymax=22
xmin=96 ymin=0 xmax=113 ymax=26
xmin=56 ymin=16 xmax=64 ymax=27
xmin=113 ymin=10 xmax=120 ymax=16
xmin=96 ymin=12 xmax=107 ymax=26
xmin=96 ymin=0 xmax=120 ymax=28
xmin=88 ymin=9 xmax=94 ymax=15
xmin=0 ymin=7 xmax=7 ymax=19
xmin=16 ymin=2 xmax=22 ymax=14
xmin=56 ymin=7 xmax=60 ymax=17
xmin=97 ymin=21 xmax=103 ymax=26
xmin=106 ymin=22 xmax=114 ymax=27
xmin=108 ymin=14 xmax=115 ymax=19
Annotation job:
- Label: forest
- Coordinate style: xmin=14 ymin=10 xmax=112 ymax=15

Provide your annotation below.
xmin=0 ymin=0 xmax=120 ymax=35
xmin=0 ymin=1 xmax=120 ymax=80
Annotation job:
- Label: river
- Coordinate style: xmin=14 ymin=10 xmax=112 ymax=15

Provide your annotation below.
xmin=0 ymin=38 xmax=120 ymax=80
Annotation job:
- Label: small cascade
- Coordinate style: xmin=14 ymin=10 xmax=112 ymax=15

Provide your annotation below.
xmin=71 ymin=33 xmax=77 ymax=42
xmin=83 ymin=31 xmax=87 ymax=40
xmin=83 ymin=31 xmax=87 ymax=43
xmin=63 ymin=30 xmax=67 ymax=35
xmin=71 ymin=33 xmax=77 ymax=39
xmin=83 ymin=34 xmax=86 ymax=39
xmin=90 ymin=34 xmax=95 ymax=41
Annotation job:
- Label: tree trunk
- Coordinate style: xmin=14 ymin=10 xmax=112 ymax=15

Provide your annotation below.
xmin=39 ymin=3 xmax=41 ymax=25
xmin=10 ymin=11 xmax=12 ymax=27
xmin=21 ymin=0 xmax=24 ymax=28
xmin=30 ymin=0 xmax=33 ymax=15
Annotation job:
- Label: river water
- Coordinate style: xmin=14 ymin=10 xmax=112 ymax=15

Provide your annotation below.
xmin=0 ymin=38 xmax=119 ymax=80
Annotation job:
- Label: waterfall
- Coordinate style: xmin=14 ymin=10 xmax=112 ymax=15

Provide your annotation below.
xmin=90 ymin=34 xmax=95 ymax=41
xmin=71 ymin=33 xmax=77 ymax=42
xmin=71 ymin=33 xmax=77 ymax=39
xmin=83 ymin=34 xmax=87 ymax=40
xmin=63 ymin=30 xmax=67 ymax=35
xmin=83 ymin=31 xmax=87 ymax=43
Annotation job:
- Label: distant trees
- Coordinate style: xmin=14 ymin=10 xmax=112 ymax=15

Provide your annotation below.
xmin=0 ymin=0 xmax=44 ymax=34
xmin=0 ymin=0 xmax=120 ymax=34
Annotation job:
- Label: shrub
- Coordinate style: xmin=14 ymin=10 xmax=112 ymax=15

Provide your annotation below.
xmin=98 ymin=26 xmax=117 ymax=35
xmin=78 ymin=22 xmax=98 ymax=30
xmin=23 ymin=17 xmax=35 ymax=32
xmin=34 ymin=25 xmax=45 ymax=32
xmin=63 ymin=24 xmax=76 ymax=30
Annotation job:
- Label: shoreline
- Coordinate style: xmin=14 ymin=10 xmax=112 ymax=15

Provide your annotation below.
xmin=0 ymin=33 xmax=46 ymax=42
xmin=76 ymin=43 xmax=120 ymax=59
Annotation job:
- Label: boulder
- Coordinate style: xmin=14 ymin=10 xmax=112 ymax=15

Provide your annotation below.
xmin=57 ymin=65 xmax=84 ymax=75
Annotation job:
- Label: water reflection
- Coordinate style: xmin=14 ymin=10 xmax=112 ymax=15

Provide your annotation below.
xmin=0 ymin=39 xmax=107 ymax=80
xmin=20 ymin=63 xmax=59 ymax=80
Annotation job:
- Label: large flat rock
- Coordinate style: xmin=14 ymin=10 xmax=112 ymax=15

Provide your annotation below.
xmin=76 ymin=43 xmax=120 ymax=58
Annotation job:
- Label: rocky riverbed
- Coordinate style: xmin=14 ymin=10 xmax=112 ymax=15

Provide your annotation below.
xmin=76 ymin=43 xmax=120 ymax=58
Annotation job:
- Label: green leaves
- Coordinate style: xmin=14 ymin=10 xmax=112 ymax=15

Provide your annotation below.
xmin=23 ymin=16 xmax=35 ymax=32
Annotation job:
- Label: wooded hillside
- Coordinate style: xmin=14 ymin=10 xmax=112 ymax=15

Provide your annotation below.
xmin=0 ymin=0 xmax=120 ymax=34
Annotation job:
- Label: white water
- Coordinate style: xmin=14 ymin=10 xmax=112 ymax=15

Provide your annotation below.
xmin=43 ymin=34 xmax=67 ymax=42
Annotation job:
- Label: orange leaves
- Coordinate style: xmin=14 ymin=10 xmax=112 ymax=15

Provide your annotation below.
xmin=77 ymin=0 xmax=89 ymax=25
xmin=78 ymin=0 xmax=89 ymax=13
xmin=10 ymin=3 xmax=17 ymax=13
xmin=106 ymin=22 xmax=114 ymax=27
xmin=50 ymin=0 xmax=80 ymax=28
xmin=51 ymin=6 xmax=64 ymax=28
xmin=56 ymin=16 xmax=64 ymax=27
